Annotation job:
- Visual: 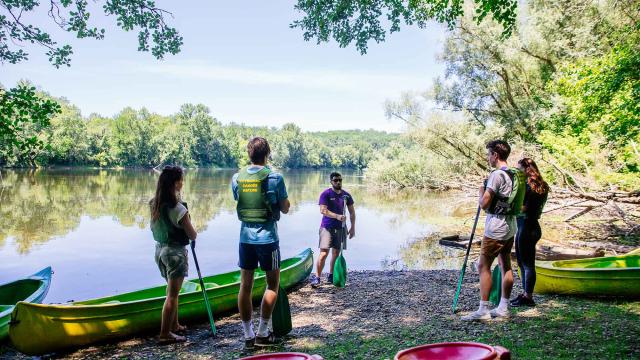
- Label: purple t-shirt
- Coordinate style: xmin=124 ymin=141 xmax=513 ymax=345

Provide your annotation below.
xmin=319 ymin=188 xmax=354 ymax=229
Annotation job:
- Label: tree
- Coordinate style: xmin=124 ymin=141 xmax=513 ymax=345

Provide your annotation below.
xmin=272 ymin=123 xmax=307 ymax=168
xmin=44 ymin=99 xmax=89 ymax=165
xmin=0 ymin=83 xmax=60 ymax=167
xmin=1 ymin=0 xmax=182 ymax=67
xmin=377 ymin=0 xmax=640 ymax=191
xmin=290 ymin=0 xmax=518 ymax=54
xmin=1 ymin=0 xmax=182 ymax=166
xmin=85 ymin=114 xmax=113 ymax=166
xmin=539 ymin=24 xmax=640 ymax=190
xmin=429 ymin=0 xmax=638 ymax=139
xmin=175 ymin=104 xmax=230 ymax=167
xmin=108 ymin=107 xmax=161 ymax=166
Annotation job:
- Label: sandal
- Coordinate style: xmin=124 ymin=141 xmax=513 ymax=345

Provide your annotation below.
xmin=172 ymin=324 xmax=187 ymax=334
xmin=158 ymin=334 xmax=186 ymax=345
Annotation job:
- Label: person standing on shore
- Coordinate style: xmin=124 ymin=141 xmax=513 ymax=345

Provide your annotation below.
xmin=232 ymin=137 xmax=290 ymax=348
xmin=462 ymin=140 xmax=524 ymax=321
xmin=150 ymin=165 xmax=197 ymax=344
xmin=511 ymin=158 xmax=549 ymax=307
xmin=310 ymin=172 xmax=356 ymax=288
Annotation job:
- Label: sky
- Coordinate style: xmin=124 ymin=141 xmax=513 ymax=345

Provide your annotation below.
xmin=1 ymin=1 xmax=447 ymax=132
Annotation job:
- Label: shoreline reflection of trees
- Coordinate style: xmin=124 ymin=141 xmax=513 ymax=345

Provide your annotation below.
xmin=1 ymin=169 xmax=473 ymax=254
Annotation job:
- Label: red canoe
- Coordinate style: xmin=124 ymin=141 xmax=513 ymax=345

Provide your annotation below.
xmin=240 ymin=353 xmax=323 ymax=360
xmin=395 ymin=342 xmax=510 ymax=360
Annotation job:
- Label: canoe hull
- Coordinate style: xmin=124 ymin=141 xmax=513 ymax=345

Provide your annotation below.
xmin=10 ymin=249 xmax=312 ymax=355
xmin=534 ymin=254 xmax=640 ymax=297
xmin=0 ymin=267 xmax=52 ymax=341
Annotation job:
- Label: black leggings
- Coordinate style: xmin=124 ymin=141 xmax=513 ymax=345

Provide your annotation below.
xmin=515 ymin=217 xmax=542 ymax=294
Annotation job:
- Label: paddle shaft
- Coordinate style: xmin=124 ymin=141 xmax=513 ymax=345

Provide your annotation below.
xmin=451 ymin=204 xmax=482 ymax=313
xmin=341 ymin=196 xmax=347 ymax=255
xmin=190 ymin=241 xmax=216 ymax=336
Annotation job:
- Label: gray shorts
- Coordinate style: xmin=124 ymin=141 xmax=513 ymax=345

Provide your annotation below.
xmin=155 ymin=244 xmax=189 ymax=280
xmin=319 ymin=227 xmax=346 ymax=250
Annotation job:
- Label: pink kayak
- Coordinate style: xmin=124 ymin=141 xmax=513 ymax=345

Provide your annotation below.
xmin=395 ymin=342 xmax=511 ymax=360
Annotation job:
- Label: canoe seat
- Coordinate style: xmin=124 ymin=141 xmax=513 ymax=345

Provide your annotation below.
xmin=180 ymin=282 xmax=200 ymax=293
xmin=179 ymin=282 xmax=220 ymax=293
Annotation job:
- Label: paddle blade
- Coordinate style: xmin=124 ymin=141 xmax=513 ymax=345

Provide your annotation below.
xmin=333 ymin=254 xmax=347 ymax=288
xmin=272 ymin=286 xmax=292 ymax=336
xmin=489 ymin=265 xmax=502 ymax=306
xmin=451 ymin=262 xmax=467 ymax=313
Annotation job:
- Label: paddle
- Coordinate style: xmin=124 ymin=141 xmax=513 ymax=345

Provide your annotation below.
xmin=451 ymin=204 xmax=482 ymax=313
xmin=271 ymin=285 xmax=292 ymax=336
xmin=489 ymin=265 xmax=502 ymax=306
xmin=189 ymin=241 xmax=216 ymax=336
xmin=332 ymin=196 xmax=348 ymax=288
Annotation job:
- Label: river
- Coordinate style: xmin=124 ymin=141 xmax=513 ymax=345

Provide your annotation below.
xmin=0 ymin=168 xmax=476 ymax=303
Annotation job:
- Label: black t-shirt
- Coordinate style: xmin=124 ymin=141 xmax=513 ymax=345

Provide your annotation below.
xmin=522 ymin=184 xmax=548 ymax=219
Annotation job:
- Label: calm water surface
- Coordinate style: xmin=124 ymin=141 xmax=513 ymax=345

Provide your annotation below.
xmin=0 ymin=169 xmax=475 ymax=303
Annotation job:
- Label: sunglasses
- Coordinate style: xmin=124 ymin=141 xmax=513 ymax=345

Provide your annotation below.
xmin=331 ymin=178 xmax=342 ymax=183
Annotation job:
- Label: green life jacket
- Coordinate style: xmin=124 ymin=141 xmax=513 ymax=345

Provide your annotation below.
xmin=236 ymin=166 xmax=273 ymax=223
xmin=151 ymin=203 xmax=190 ymax=246
xmin=486 ymin=168 xmax=526 ymax=216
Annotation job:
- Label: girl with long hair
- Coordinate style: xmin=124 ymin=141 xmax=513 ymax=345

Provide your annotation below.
xmin=511 ymin=158 xmax=549 ymax=307
xmin=150 ymin=165 xmax=198 ymax=344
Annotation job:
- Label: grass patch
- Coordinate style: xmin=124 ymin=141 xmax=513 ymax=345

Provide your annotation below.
xmin=225 ymin=296 xmax=640 ymax=360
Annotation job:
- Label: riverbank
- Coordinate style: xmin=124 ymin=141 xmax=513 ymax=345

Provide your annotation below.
xmin=1 ymin=270 xmax=638 ymax=360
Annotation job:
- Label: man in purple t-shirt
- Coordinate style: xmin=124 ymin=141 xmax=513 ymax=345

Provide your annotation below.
xmin=310 ymin=172 xmax=356 ymax=288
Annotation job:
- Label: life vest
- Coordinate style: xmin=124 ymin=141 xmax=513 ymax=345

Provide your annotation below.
xmin=486 ymin=168 xmax=526 ymax=216
xmin=152 ymin=203 xmax=190 ymax=246
xmin=236 ymin=166 xmax=274 ymax=223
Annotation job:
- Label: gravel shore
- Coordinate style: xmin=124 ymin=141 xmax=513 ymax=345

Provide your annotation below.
xmin=0 ymin=270 xmax=492 ymax=359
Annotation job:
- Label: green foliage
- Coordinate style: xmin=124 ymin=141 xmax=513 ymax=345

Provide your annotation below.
xmin=368 ymin=113 xmax=505 ymax=190
xmin=550 ymin=28 xmax=640 ymax=145
xmin=291 ymin=0 xmax=518 ymax=54
xmin=45 ymin=100 xmax=89 ymax=164
xmin=370 ymin=0 xmax=640 ymax=191
xmin=0 ymin=83 xmax=61 ymax=166
xmin=0 ymin=92 xmax=398 ymax=169
xmin=0 ymin=0 xmax=182 ymax=67
xmin=1 ymin=1 xmax=182 ymax=164
xmin=539 ymin=26 xmax=640 ymax=190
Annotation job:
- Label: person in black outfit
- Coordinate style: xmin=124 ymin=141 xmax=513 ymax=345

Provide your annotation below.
xmin=511 ymin=158 xmax=549 ymax=307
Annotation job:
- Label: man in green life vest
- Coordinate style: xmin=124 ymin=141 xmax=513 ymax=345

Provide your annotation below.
xmin=462 ymin=139 xmax=525 ymax=321
xmin=232 ymin=137 xmax=290 ymax=348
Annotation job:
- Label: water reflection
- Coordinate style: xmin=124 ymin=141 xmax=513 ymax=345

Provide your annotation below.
xmin=0 ymin=169 xmax=478 ymax=302
xmin=0 ymin=169 xmax=469 ymax=254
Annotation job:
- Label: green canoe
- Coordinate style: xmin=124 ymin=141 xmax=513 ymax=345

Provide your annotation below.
xmin=534 ymin=249 xmax=640 ymax=297
xmin=0 ymin=267 xmax=52 ymax=342
xmin=10 ymin=248 xmax=313 ymax=355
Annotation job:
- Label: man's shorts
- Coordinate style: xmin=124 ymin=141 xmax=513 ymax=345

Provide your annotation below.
xmin=155 ymin=244 xmax=189 ymax=280
xmin=239 ymin=241 xmax=280 ymax=271
xmin=319 ymin=227 xmax=346 ymax=250
xmin=481 ymin=236 xmax=514 ymax=259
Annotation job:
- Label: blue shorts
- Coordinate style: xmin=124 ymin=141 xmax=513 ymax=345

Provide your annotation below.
xmin=239 ymin=242 xmax=280 ymax=271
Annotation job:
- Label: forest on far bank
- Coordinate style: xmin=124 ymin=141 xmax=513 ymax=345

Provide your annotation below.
xmin=0 ymin=91 xmax=400 ymax=170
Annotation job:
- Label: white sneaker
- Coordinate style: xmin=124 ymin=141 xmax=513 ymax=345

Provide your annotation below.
xmin=461 ymin=309 xmax=491 ymax=321
xmin=490 ymin=307 xmax=510 ymax=319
